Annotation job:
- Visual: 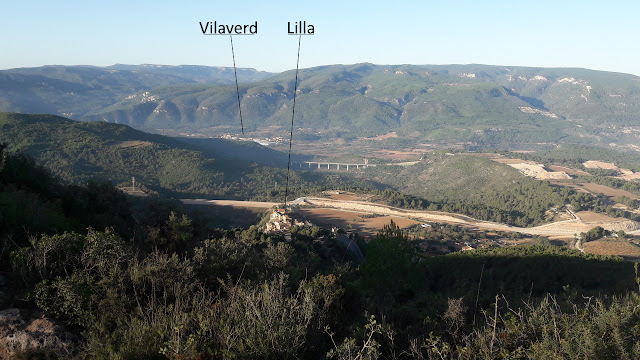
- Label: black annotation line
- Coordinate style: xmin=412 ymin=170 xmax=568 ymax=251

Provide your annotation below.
xmin=284 ymin=34 xmax=302 ymax=208
xmin=229 ymin=35 xmax=245 ymax=135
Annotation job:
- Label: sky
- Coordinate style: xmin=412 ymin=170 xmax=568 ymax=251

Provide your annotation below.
xmin=2 ymin=0 xmax=640 ymax=76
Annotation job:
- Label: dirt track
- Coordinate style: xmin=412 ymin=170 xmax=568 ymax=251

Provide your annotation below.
xmin=181 ymin=199 xmax=279 ymax=209
xmin=182 ymin=197 xmax=640 ymax=239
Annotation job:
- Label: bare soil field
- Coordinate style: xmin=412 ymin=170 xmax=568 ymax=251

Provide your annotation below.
xmin=576 ymin=211 xmax=622 ymax=223
xmin=492 ymin=158 xmax=536 ymax=165
xmin=506 ymin=163 xmax=570 ymax=180
xmin=374 ymin=149 xmax=429 ymax=161
xmin=295 ymin=208 xmax=420 ymax=236
xmin=583 ymin=160 xmax=619 ymax=170
xmin=183 ymin=197 xmax=640 ymax=239
xmin=325 ymin=193 xmax=365 ymax=201
xmin=578 ymin=183 xmax=639 ymax=199
xmin=576 ymin=211 xmax=640 ymax=232
xmin=358 ymin=216 xmax=421 ymax=233
xmin=182 ymin=199 xmax=279 ymax=209
xmin=548 ymin=165 xmax=589 ymax=176
xmin=583 ymin=161 xmax=640 ymax=180
xmin=367 ymin=132 xmax=398 ymax=141
xmin=388 ymin=161 xmax=421 ymax=166
xmin=582 ymin=238 xmax=640 ymax=258
xmin=548 ymin=181 xmax=639 ymax=200
xmin=547 ymin=180 xmax=590 ymax=193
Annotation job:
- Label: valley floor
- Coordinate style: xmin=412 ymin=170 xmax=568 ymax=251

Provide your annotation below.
xmin=182 ymin=195 xmax=640 ymax=239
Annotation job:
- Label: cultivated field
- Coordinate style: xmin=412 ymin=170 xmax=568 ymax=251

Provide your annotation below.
xmin=294 ymin=208 xmax=420 ymax=236
xmin=547 ymin=165 xmax=589 ymax=176
xmin=582 ymin=238 xmax=640 ymax=258
xmin=577 ymin=183 xmax=639 ymax=200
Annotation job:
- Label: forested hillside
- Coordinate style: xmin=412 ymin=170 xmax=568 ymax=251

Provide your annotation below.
xmin=363 ymin=153 xmax=632 ymax=226
xmin=0 ymin=65 xmax=272 ymax=119
xmin=4 ymin=112 xmax=633 ymax=227
xmin=2 ymin=152 xmax=639 ymax=359
xmin=2 ymin=64 xmax=640 ymax=148
xmin=0 ymin=112 xmax=338 ymax=199
xmin=84 ymin=64 xmax=640 ymax=147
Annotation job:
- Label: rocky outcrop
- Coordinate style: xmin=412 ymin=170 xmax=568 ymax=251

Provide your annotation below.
xmin=264 ymin=210 xmax=312 ymax=233
xmin=0 ymin=308 xmax=75 ymax=359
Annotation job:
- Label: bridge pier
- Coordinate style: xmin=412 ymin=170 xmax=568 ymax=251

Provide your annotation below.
xmin=300 ymin=161 xmax=372 ymax=170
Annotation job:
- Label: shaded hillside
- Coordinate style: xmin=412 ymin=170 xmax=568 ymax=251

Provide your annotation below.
xmin=173 ymin=136 xmax=292 ymax=167
xmin=0 ymin=112 xmax=291 ymax=198
xmin=0 ymin=112 xmax=368 ymax=200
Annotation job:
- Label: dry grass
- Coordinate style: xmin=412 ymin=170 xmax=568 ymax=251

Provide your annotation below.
xmin=583 ymin=160 xmax=619 ymax=170
xmin=548 ymin=165 xmax=589 ymax=176
xmin=576 ymin=211 xmax=621 ymax=223
xmin=367 ymin=132 xmax=398 ymax=141
xmin=578 ymin=183 xmax=639 ymax=199
xmin=324 ymin=193 xmax=364 ymax=201
xmin=295 ymin=208 xmax=420 ymax=236
xmin=582 ymin=238 xmax=640 ymax=257
xmin=181 ymin=199 xmax=278 ymax=209
xmin=491 ymin=158 xmax=536 ymax=165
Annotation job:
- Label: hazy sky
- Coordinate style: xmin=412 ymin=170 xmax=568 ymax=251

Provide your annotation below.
xmin=2 ymin=0 xmax=639 ymax=75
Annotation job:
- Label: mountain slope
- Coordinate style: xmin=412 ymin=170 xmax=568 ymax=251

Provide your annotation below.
xmin=0 ymin=65 xmax=273 ymax=120
xmin=2 ymin=64 xmax=640 ymax=148
xmin=81 ymin=64 xmax=640 ymax=147
xmin=0 ymin=112 xmax=288 ymax=197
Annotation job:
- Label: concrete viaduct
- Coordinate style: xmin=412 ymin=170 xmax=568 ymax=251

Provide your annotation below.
xmin=291 ymin=160 xmax=375 ymax=171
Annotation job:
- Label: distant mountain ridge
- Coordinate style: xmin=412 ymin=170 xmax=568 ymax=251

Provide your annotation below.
xmin=2 ymin=63 xmax=640 ymax=148
xmin=0 ymin=64 xmax=273 ymax=119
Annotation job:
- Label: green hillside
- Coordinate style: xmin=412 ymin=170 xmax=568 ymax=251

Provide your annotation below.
xmin=0 ymin=112 xmax=298 ymax=198
xmin=364 ymin=153 xmax=621 ymax=226
xmin=0 ymin=112 xmax=375 ymax=201
xmin=0 ymin=65 xmax=273 ymax=120
xmin=4 ymin=142 xmax=640 ymax=359
xmin=3 ymin=64 xmax=640 ymax=148
xmin=78 ymin=64 xmax=640 ymax=147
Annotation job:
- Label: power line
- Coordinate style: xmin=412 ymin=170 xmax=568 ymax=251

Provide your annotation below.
xmin=284 ymin=34 xmax=301 ymax=208
xmin=229 ymin=35 xmax=245 ymax=135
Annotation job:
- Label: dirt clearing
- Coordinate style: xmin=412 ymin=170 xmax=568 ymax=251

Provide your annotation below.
xmin=182 ymin=199 xmax=278 ymax=209
xmin=295 ymin=208 xmax=420 ymax=236
xmin=548 ymin=165 xmax=589 ymax=176
xmin=114 ymin=140 xmax=153 ymax=148
xmin=578 ymin=183 xmax=639 ymax=199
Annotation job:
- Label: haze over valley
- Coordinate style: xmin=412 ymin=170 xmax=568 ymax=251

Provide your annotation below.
xmin=4 ymin=1 xmax=640 ymax=357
